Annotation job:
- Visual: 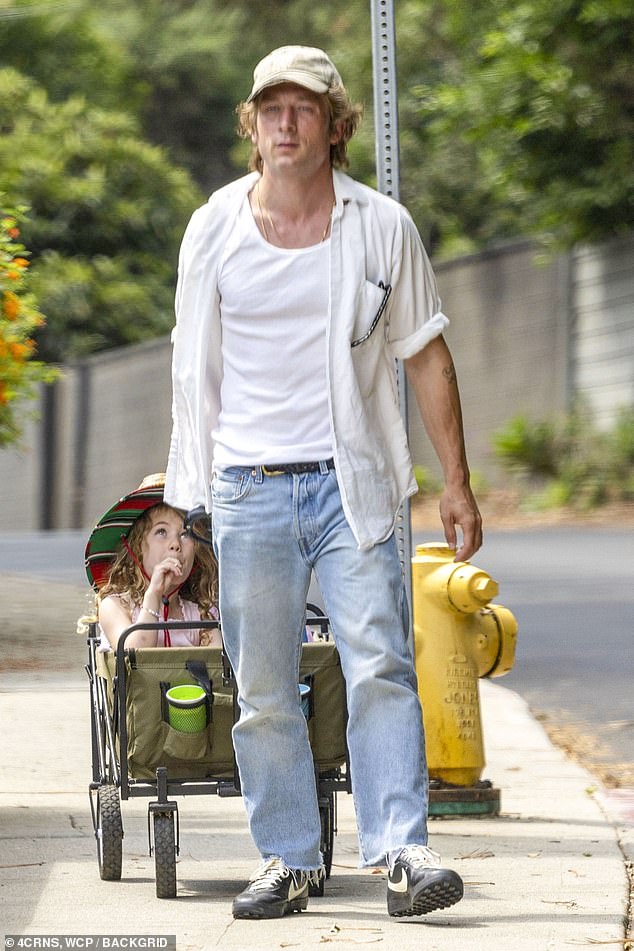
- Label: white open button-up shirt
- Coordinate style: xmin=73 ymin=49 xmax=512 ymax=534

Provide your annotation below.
xmin=165 ymin=169 xmax=448 ymax=550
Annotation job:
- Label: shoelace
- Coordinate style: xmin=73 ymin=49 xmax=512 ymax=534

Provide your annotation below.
xmin=247 ymin=857 xmax=323 ymax=891
xmin=248 ymin=858 xmax=293 ymax=891
xmin=398 ymin=845 xmax=442 ymax=869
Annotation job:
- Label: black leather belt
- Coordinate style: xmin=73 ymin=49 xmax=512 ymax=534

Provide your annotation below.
xmin=261 ymin=458 xmax=335 ymax=475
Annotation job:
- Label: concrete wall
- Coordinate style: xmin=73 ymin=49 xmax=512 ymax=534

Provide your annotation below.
xmin=409 ymin=241 xmax=572 ymax=480
xmin=1 ymin=233 xmax=632 ymax=531
xmin=78 ymin=337 xmax=173 ymax=531
xmin=572 ymin=234 xmax=634 ymax=428
xmin=0 ymin=337 xmax=173 ymax=532
xmin=0 ymin=413 xmax=40 ymax=530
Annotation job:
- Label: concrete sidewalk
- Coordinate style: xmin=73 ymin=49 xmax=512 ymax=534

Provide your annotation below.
xmin=0 ymin=674 xmax=629 ymax=951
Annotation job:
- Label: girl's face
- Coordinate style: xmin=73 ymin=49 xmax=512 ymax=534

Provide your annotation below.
xmin=141 ymin=506 xmax=195 ymax=583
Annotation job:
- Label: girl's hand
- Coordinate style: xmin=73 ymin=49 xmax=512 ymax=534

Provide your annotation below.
xmin=147 ymin=556 xmax=185 ymax=598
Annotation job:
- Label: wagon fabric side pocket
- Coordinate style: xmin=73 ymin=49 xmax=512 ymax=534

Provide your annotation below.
xmin=159 ymin=662 xmax=214 ymax=762
xmin=161 ymin=720 xmax=214 ymax=762
xmin=125 ymin=648 xmax=235 ymax=779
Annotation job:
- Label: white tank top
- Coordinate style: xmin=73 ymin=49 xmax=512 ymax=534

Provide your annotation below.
xmin=214 ymin=195 xmax=332 ymax=466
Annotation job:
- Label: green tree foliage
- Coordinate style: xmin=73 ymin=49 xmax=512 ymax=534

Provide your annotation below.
xmin=0 ymin=68 xmax=202 ymax=361
xmin=406 ymin=0 xmax=634 ymax=254
xmin=87 ymin=0 xmax=634 ymax=253
xmin=0 ymin=202 xmax=58 ymax=447
xmin=1 ymin=0 xmax=632 ymax=360
xmin=0 ymin=0 xmax=138 ymax=110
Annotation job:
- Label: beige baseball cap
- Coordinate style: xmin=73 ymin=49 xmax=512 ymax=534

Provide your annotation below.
xmin=247 ymin=45 xmax=343 ymax=102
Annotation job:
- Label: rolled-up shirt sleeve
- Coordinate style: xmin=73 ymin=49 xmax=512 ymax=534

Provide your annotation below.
xmin=387 ymin=208 xmax=449 ymax=360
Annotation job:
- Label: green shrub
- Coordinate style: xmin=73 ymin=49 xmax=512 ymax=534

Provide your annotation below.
xmin=608 ymin=408 xmax=634 ymax=499
xmin=493 ymin=415 xmax=561 ymax=478
xmin=493 ymin=406 xmax=634 ymax=509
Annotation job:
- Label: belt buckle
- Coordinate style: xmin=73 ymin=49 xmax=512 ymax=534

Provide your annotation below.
xmin=261 ymin=465 xmax=285 ymax=476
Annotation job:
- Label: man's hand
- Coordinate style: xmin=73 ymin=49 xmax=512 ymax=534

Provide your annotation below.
xmin=439 ymin=484 xmax=482 ymax=562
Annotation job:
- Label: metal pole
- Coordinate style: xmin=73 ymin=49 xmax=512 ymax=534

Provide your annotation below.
xmin=371 ymin=0 xmax=400 ymax=200
xmin=370 ymin=0 xmax=413 ymax=637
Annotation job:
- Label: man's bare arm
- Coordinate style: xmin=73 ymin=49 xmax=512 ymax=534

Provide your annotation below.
xmin=404 ymin=335 xmax=482 ymax=561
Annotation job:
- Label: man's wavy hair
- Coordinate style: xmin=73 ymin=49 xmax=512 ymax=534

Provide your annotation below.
xmin=236 ymin=84 xmax=363 ymax=173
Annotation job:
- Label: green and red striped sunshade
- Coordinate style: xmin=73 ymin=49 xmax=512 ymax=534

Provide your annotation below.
xmin=84 ymin=474 xmax=165 ymax=590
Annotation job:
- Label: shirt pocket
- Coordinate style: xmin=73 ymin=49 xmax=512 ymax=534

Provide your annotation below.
xmin=350 ymin=280 xmax=392 ymax=397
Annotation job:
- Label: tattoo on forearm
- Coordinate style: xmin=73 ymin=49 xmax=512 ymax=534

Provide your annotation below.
xmin=442 ymin=363 xmax=457 ymax=385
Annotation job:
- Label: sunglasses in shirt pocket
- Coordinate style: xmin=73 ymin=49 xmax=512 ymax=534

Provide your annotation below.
xmin=350 ymin=280 xmax=392 ymax=396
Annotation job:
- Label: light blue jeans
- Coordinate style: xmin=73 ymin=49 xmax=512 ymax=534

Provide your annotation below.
xmin=211 ymin=464 xmax=428 ymax=869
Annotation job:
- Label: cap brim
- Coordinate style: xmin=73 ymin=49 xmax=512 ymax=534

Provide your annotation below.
xmin=247 ymin=69 xmax=330 ymax=102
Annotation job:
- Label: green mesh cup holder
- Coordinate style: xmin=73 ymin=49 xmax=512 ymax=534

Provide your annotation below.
xmin=165 ymin=684 xmax=207 ymax=733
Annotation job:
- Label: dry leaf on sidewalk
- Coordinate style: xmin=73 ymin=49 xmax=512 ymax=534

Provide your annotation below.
xmin=319 ymin=924 xmax=384 ymax=944
xmin=455 ymin=848 xmax=495 ymax=859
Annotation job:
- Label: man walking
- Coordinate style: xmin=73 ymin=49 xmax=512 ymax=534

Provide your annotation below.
xmin=165 ymin=45 xmax=482 ymax=921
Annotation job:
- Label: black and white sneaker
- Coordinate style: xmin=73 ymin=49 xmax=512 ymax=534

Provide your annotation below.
xmin=232 ymin=857 xmax=313 ymax=919
xmin=387 ymin=845 xmax=464 ymax=917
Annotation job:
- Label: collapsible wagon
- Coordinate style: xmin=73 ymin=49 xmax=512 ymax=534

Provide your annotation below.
xmin=84 ymin=607 xmax=351 ymax=898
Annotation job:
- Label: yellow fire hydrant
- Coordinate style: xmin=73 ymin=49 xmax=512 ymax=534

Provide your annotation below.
xmin=412 ymin=543 xmax=518 ymax=796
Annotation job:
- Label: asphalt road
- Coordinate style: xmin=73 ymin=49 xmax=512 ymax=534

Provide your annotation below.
xmin=1 ymin=526 xmax=632 ymax=782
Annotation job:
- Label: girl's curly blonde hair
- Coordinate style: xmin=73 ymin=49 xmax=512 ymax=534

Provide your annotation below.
xmin=236 ymin=85 xmax=363 ymax=173
xmin=98 ymin=503 xmax=218 ymax=619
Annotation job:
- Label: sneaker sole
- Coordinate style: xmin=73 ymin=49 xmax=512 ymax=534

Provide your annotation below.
xmin=232 ymin=896 xmax=308 ymax=919
xmin=388 ymin=875 xmax=464 ymax=917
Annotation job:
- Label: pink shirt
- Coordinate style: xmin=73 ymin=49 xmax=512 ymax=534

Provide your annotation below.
xmin=98 ymin=596 xmax=219 ymax=651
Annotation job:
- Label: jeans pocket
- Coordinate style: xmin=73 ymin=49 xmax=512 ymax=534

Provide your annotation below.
xmin=211 ymin=467 xmax=252 ymax=504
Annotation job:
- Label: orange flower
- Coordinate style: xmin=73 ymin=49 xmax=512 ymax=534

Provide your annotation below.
xmin=0 ymin=382 xmax=8 ymax=405
xmin=2 ymin=292 xmax=20 ymax=320
xmin=12 ymin=257 xmax=29 ymax=269
xmin=6 ymin=271 xmax=20 ymax=281
xmin=8 ymin=228 xmax=20 ymax=239
xmin=9 ymin=341 xmax=31 ymax=360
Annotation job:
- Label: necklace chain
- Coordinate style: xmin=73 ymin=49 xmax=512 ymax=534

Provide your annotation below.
xmin=256 ymin=182 xmax=334 ymax=245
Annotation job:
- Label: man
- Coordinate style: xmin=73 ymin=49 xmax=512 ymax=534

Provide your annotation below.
xmin=165 ymin=45 xmax=482 ymax=921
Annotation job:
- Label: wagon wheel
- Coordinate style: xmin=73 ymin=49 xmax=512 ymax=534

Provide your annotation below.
xmin=153 ymin=811 xmax=177 ymax=899
xmin=96 ymin=784 xmax=123 ymax=881
xmin=309 ymin=792 xmax=335 ymax=897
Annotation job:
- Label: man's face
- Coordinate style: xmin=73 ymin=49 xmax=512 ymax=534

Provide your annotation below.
xmin=253 ymin=83 xmax=340 ymax=178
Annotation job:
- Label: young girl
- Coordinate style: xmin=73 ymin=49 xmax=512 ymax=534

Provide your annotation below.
xmin=85 ymin=473 xmax=221 ymax=650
